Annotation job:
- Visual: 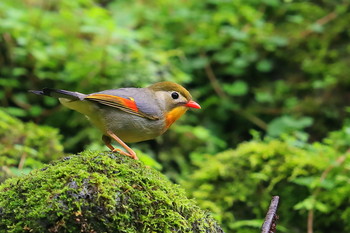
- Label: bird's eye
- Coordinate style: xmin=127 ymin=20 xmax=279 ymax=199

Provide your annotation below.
xmin=171 ymin=92 xmax=179 ymax=99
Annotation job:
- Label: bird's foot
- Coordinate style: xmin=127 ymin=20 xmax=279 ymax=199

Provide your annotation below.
xmin=112 ymin=148 xmax=139 ymax=160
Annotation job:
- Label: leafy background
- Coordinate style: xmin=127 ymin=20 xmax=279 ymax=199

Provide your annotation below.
xmin=1 ymin=0 xmax=350 ymax=232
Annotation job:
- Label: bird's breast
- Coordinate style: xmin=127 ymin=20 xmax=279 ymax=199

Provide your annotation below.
xmin=98 ymin=107 xmax=166 ymax=143
xmin=165 ymin=106 xmax=188 ymax=129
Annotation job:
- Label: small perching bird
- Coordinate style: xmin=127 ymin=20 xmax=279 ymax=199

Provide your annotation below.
xmin=29 ymin=82 xmax=201 ymax=160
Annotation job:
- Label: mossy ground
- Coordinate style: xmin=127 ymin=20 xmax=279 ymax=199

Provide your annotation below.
xmin=0 ymin=150 xmax=223 ymax=233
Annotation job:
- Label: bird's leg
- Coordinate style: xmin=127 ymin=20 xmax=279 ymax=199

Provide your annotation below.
xmin=105 ymin=131 xmax=139 ymax=160
xmin=102 ymin=135 xmax=115 ymax=151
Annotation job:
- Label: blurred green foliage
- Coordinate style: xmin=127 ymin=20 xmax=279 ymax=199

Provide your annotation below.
xmin=0 ymin=0 xmax=350 ymax=231
xmin=0 ymin=0 xmax=189 ymax=154
xmin=183 ymin=130 xmax=350 ymax=232
xmin=0 ymin=109 xmax=63 ymax=182
xmin=1 ymin=0 xmax=350 ymax=173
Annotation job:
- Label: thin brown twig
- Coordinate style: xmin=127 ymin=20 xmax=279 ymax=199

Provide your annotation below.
xmin=202 ymin=53 xmax=227 ymax=99
xmin=261 ymin=196 xmax=280 ymax=233
xmin=319 ymin=155 xmax=346 ymax=182
xmin=307 ymin=209 xmax=314 ymax=233
xmin=300 ymin=11 xmax=338 ymax=38
xmin=239 ymin=111 xmax=268 ymax=130
xmin=1 ymin=166 xmax=14 ymax=177
xmin=18 ymin=152 xmax=27 ymax=170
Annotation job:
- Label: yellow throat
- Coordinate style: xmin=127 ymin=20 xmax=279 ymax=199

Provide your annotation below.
xmin=165 ymin=106 xmax=188 ymax=129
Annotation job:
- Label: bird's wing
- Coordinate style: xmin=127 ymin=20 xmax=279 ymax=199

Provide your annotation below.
xmin=84 ymin=94 xmax=159 ymax=120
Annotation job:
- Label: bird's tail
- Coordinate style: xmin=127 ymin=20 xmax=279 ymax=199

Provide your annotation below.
xmin=29 ymin=88 xmax=85 ymax=100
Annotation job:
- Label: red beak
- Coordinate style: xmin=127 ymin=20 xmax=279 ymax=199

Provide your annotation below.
xmin=185 ymin=100 xmax=201 ymax=109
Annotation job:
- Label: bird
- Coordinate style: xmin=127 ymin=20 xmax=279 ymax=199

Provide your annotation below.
xmin=29 ymin=82 xmax=201 ymax=160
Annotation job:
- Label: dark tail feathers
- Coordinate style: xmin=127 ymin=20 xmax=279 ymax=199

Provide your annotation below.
xmin=29 ymin=88 xmax=85 ymax=100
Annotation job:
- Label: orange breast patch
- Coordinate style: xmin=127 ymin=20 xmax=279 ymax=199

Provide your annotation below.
xmin=165 ymin=106 xmax=188 ymax=129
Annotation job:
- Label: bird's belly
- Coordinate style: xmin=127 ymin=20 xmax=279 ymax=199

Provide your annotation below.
xmin=97 ymin=107 xmax=165 ymax=143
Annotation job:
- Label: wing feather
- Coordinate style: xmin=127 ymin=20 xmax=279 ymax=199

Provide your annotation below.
xmin=85 ymin=94 xmax=159 ymax=120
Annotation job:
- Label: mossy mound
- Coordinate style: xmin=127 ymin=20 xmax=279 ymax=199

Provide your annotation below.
xmin=0 ymin=151 xmax=223 ymax=233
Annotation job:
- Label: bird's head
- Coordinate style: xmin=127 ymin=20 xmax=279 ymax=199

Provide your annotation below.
xmin=148 ymin=81 xmax=201 ymax=128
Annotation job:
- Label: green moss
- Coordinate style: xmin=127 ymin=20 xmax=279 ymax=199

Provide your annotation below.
xmin=0 ymin=151 xmax=223 ymax=233
xmin=182 ymin=137 xmax=350 ymax=232
xmin=0 ymin=109 xmax=64 ymax=182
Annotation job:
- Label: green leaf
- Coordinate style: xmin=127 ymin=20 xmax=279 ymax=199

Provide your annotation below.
xmin=255 ymin=91 xmax=274 ymax=103
xmin=223 ymin=80 xmax=248 ymax=96
xmin=267 ymin=115 xmax=314 ymax=137
xmin=256 ymin=59 xmax=273 ymax=72
xmin=294 ymin=196 xmax=315 ymax=210
xmin=292 ymin=176 xmax=316 ymax=187
xmin=29 ymin=105 xmax=43 ymax=117
xmin=2 ymin=107 xmax=27 ymax=117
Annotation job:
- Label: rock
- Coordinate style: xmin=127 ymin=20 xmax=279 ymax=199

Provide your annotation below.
xmin=0 ymin=150 xmax=224 ymax=233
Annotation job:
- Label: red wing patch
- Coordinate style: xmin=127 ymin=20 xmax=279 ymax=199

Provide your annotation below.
xmin=85 ymin=94 xmax=158 ymax=120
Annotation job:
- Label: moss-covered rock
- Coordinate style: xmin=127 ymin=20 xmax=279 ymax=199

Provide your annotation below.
xmin=0 ymin=150 xmax=223 ymax=233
